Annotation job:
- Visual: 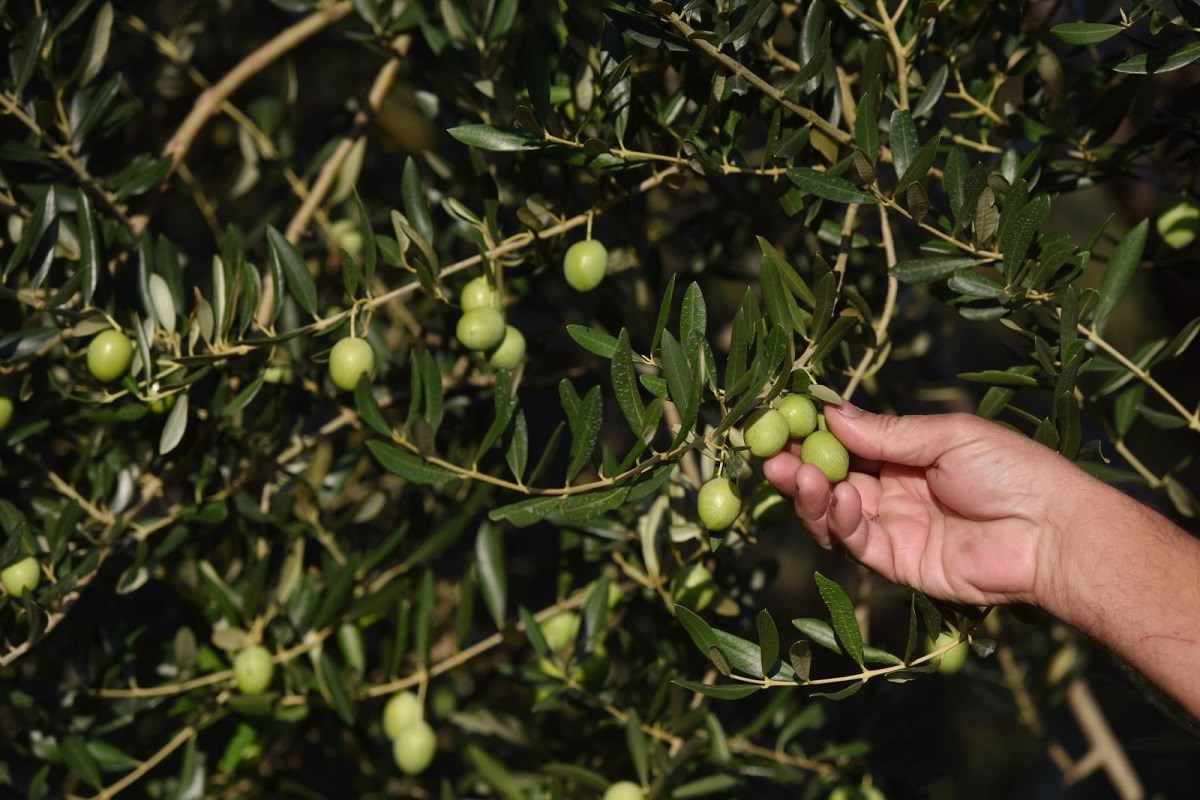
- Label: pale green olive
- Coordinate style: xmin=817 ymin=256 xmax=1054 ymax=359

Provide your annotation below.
xmin=800 ymin=430 xmax=849 ymax=483
xmin=744 ymin=408 xmax=789 ymax=458
xmin=603 ymin=781 xmax=645 ymax=800
xmin=928 ymin=631 xmax=969 ymax=675
xmin=539 ymin=611 xmax=580 ymax=652
xmin=328 ymin=337 xmax=376 ymax=391
xmin=460 ymin=276 xmax=501 ymax=311
xmin=456 ymin=308 xmax=506 ymax=351
xmin=563 ymin=240 xmax=607 ymax=292
xmin=383 ymin=691 xmax=423 ymax=739
xmin=233 ymin=645 xmax=275 ymax=695
xmin=87 ymin=329 xmax=134 ymax=383
xmin=487 ymin=325 xmax=526 ymax=370
xmin=697 ymin=477 xmax=741 ymax=532
xmin=392 ymin=720 xmax=437 ymax=774
xmin=0 ymin=396 xmax=13 ymax=431
xmin=777 ymin=395 xmax=818 ymax=438
xmin=1 ymin=556 xmax=40 ymax=598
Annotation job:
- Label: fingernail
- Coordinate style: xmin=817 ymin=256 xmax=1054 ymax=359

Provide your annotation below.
xmin=833 ymin=400 xmax=862 ymax=418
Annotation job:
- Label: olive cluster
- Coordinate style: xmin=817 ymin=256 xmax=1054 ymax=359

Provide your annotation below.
xmin=697 ymin=396 xmax=851 ymax=533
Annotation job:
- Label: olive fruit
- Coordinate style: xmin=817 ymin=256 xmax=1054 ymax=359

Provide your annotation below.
xmin=487 ymin=325 xmax=526 ymax=370
xmin=328 ymin=337 xmax=376 ymax=391
xmin=0 ymin=396 xmax=12 ymax=431
xmin=233 ymin=645 xmax=275 ymax=695
xmin=671 ymin=563 xmax=715 ymax=612
xmin=1 ymin=556 xmax=40 ymax=598
xmin=456 ymin=308 xmax=506 ymax=351
xmin=563 ymin=240 xmax=607 ymax=292
xmin=697 ymin=477 xmax=741 ymax=532
xmin=743 ymin=408 xmax=789 ymax=458
xmin=777 ymin=395 xmax=818 ymax=438
xmin=460 ymin=275 xmax=500 ymax=312
xmin=87 ymin=329 xmax=134 ymax=383
xmin=604 ymin=781 xmax=645 ymax=800
xmin=392 ymin=720 xmax=437 ymax=774
xmin=539 ymin=611 xmax=580 ymax=653
xmin=928 ymin=631 xmax=969 ymax=675
xmin=383 ymin=691 xmax=423 ymax=739
xmin=800 ymin=430 xmax=850 ymax=483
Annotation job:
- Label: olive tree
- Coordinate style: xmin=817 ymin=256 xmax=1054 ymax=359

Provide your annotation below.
xmin=2 ymin=0 xmax=1199 ymax=797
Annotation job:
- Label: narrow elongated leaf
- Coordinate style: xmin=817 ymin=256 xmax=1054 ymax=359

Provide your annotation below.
xmin=448 ymin=124 xmax=547 ymax=151
xmin=565 ymin=387 xmax=602 ymax=482
xmin=1114 ymin=41 xmax=1200 ymax=74
xmin=1052 ymin=22 xmax=1123 ymax=45
xmin=889 ymin=109 xmax=918 ymax=178
xmin=506 ymin=409 xmax=528 ymax=482
xmin=611 ymin=329 xmax=645 ymax=432
xmin=626 ymin=708 xmax=649 ymax=785
xmin=814 ymin=572 xmax=864 ymax=666
xmin=266 ymin=227 xmax=317 ymax=317
xmin=895 ymin=134 xmax=941 ymax=195
xmin=787 ymin=167 xmax=876 ymax=204
xmin=366 ymin=441 xmax=457 ymax=484
xmin=892 ymin=256 xmax=983 ymax=284
xmin=401 ymin=157 xmax=434 ymax=243
xmin=159 ymin=393 xmax=189 ymax=455
xmin=317 ymin=651 xmax=356 ymax=725
xmin=1093 ymin=219 xmax=1148 ymax=330
xmin=757 ymin=610 xmax=779 ymax=677
xmin=679 ymin=282 xmax=707 ymax=352
xmin=958 ymin=370 xmax=1038 ymax=387
xmin=671 ymin=680 xmax=760 ymax=700
xmin=475 ymin=522 xmax=506 ymax=627
xmin=60 ymin=736 xmax=103 ymax=789
xmin=567 ymin=324 xmax=618 ymax=359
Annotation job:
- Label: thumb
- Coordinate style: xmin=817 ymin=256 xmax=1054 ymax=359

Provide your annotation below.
xmin=825 ymin=403 xmax=978 ymax=467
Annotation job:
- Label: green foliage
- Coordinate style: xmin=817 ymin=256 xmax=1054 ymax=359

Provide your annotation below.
xmin=2 ymin=0 xmax=1199 ymax=797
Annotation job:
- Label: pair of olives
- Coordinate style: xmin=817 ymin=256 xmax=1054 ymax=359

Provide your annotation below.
xmin=383 ymin=690 xmax=437 ymax=775
xmin=697 ymin=396 xmax=851 ymax=532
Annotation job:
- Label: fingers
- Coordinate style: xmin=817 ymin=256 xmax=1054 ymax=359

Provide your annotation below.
xmin=762 ymin=450 xmax=802 ymax=497
xmin=826 ymin=403 xmax=982 ymax=468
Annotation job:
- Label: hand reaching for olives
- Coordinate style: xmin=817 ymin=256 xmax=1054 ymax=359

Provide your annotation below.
xmin=764 ymin=402 xmax=1200 ymax=719
xmin=762 ymin=403 xmax=1078 ymax=607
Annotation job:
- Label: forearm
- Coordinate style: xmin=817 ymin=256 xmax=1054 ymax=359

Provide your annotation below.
xmin=1043 ymin=478 xmax=1200 ymax=719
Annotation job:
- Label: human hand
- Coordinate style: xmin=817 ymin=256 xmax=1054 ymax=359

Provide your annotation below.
xmin=762 ymin=404 xmax=1093 ymax=608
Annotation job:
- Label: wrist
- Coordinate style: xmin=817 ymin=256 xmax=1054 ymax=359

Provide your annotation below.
xmin=1032 ymin=473 xmax=1134 ymax=628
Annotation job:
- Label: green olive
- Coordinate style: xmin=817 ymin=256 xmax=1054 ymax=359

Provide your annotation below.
xmin=383 ymin=691 xmax=423 ymax=739
xmin=928 ymin=631 xmax=969 ymax=675
xmin=603 ymin=781 xmax=645 ymax=800
xmin=328 ymin=337 xmax=376 ymax=391
xmin=460 ymin=275 xmax=501 ymax=311
xmin=233 ymin=645 xmax=275 ymax=695
xmin=539 ymin=611 xmax=580 ymax=652
xmin=799 ymin=430 xmax=850 ymax=483
xmin=777 ymin=395 xmax=818 ymax=438
xmin=392 ymin=720 xmax=437 ymax=774
xmin=1 ymin=556 xmax=40 ymax=598
xmin=487 ymin=325 xmax=526 ymax=370
xmin=87 ymin=329 xmax=134 ymax=383
xmin=743 ymin=408 xmax=789 ymax=458
xmin=0 ymin=396 xmax=13 ymax=431
xmin=456 ymin=308 xmax=506 ymax=351
xmin=697 ymin=477 xmax=741 ymax=532
xmin=563 ymin=240 xmax=608 ymax=292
